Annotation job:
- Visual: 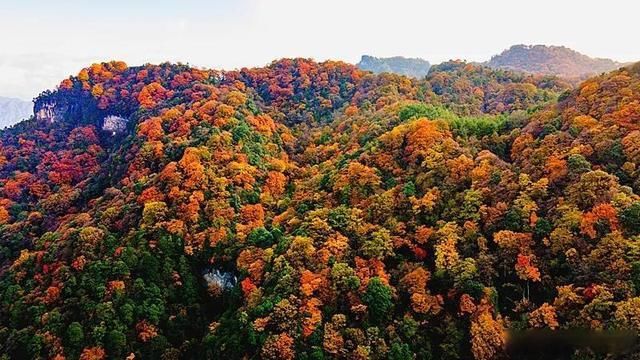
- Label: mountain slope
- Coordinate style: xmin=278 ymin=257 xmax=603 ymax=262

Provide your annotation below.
xmin=0 ymin=96 xmax=32 ymax=128
xmin=1 ymin=59 xmax=639 ymax=359
xmin=426 ymin=60 xmax=571 ymax=115
xmin=485 ymin=44 xmax=626 ymax=79
xmin=357 ymin=55 xmax=431 ymax=78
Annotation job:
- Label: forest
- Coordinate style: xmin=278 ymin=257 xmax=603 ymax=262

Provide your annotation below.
xmin=1 ymin=57 xmax=640 ymax=359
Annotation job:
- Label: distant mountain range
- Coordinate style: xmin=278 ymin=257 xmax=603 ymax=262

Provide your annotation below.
xmin=484 ymin=44 xmax=627 ymax=79
xmin=357 ymin=55 xmax=431 ymax=78
xmin=358 ymin=45 xmax=630 ymax=81
xmin=0 ymin=97 xmax=32 ymax=128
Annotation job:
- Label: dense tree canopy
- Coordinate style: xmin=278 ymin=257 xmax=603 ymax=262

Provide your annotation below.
xmin=1 ymin=58 xmax=640 ymax=359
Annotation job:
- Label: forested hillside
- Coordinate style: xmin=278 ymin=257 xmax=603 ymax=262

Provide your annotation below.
xmin=1 ymin=58 xmax=640 ymax=359
xmin=486 ymin=45 xmax=626 ymax=80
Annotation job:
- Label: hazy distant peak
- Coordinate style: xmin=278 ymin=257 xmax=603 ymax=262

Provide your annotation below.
xmin=357 ymin=55 xmax=431 ymax=78
xmin=485 ymin=44 xmax=626 ymax=79
xmin=0 ymin=96 xmax=33 ymax=129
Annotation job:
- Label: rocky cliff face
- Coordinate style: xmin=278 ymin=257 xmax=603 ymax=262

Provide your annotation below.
xmin=34 ymin=101 xmax=59 ymax=122
xmin=102 ymin=115 xmax=128 ymax=135
xmin=33 ymin=89 xmax=132 ymax=139
xmin=0 ymin=97 xmax=32 ymax=128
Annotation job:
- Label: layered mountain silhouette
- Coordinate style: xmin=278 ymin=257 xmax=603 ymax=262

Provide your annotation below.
xmin=357 ymin=45 xmax=631 ymax=82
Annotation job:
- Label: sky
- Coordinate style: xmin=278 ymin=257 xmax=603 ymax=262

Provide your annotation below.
xmin=0 ymin=0 xmax=638 ymax=100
